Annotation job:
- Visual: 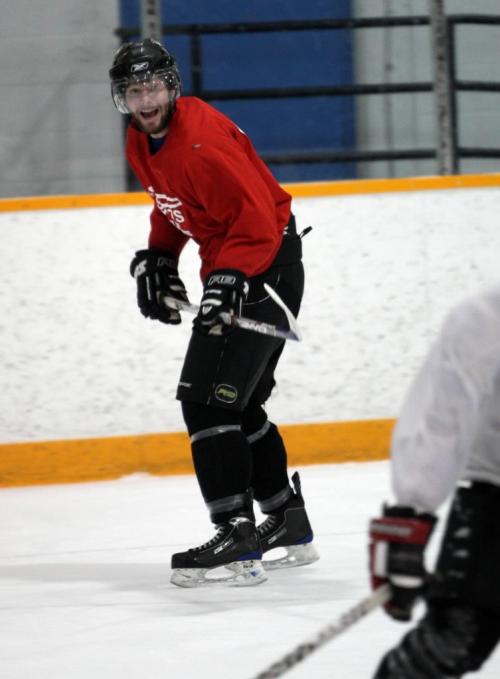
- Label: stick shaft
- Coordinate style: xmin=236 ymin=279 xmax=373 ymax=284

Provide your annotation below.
xmin=251 ymin=585 xmax=391 ymax=679
xmin=162 ymin=297 xmax=301 ymax=341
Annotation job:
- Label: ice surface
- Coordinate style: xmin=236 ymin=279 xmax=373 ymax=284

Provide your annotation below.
xmin=1 ymin=461 xmax=500 ymax=678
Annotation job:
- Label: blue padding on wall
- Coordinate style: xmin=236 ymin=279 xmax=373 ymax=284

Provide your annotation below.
xmin=201 ymin=30 xmax=353 ymax=90
xmin=120 ymin=0 xmax=349 ymax=25
xmin=215 ymin=98 xmax=353 ymax=153
xmin=118 ymin=1 xmax=355 ymax=180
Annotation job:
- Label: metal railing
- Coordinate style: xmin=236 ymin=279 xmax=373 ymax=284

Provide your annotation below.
xmin=115 ymin=13 xmax=500 ymax=182
xmin=447 ymin=14 xmax=500 ymax=170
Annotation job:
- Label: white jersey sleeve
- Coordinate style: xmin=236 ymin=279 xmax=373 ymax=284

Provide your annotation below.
xmin=391 ymin=284 xmax=500 ymax=513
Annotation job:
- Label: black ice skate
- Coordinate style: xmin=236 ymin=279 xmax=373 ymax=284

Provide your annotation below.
xmin=257 ymin=472 xmax=319 ymax=570
xmin=170 ymin=516 xmax=267 ymax=588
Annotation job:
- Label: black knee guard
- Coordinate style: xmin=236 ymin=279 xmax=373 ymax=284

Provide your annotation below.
xmin=241 ymin=402 xmax=268 ymax=436
xmin=430 ymin=482 xmax=500 ymax=612
xmin=242 ymin=403 xmax=290 ymax=506
xmin=373 ymin=603 xmax=500 ymax=678
xmin=181 ymin=401 xmax=252 ymax=523
xmin=181 ymin=400 xmax=241 ymax=436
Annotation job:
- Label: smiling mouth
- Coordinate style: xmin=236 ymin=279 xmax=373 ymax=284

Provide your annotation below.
xmin=141 ymin=108 xmax=159 ymax=120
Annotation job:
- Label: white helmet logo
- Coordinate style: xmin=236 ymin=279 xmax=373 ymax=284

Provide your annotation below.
xmin=131 ymin=61 xmax=149 ymax=73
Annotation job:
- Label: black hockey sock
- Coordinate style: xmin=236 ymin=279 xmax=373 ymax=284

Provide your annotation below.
xmin=248 ymin=421 xmax=290 ymax=504
xmin=182 ymin=401 xmax=254 ymax=523
xmin=191 ymin=431 xmax=253 ymax=522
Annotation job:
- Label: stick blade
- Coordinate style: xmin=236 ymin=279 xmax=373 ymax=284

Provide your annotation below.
xmin=263 ymin=283 xmax=303 ymax=341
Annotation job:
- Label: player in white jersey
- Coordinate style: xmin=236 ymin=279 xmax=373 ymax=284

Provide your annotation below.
xmin=368 ymin=284 xmax=500 ymax=678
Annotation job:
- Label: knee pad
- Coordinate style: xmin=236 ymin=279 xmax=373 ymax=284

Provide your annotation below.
xmin=425 ymin=604 xmax=500 ymax=673
xmin=430 ymin=482 xmax=500 ymax=612
xmin=241 ymin=403 xmax=268 ymax=439
xmin=181 ymin=400 xmax=241 ymax=437
xmin=378 ymin=603 xmax=500 ymax=677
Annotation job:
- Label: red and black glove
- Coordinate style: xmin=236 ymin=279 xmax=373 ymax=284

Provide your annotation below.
xmin=130 ymin=248 xmax=189 ymax=324
xmin=195 ymin=268 xmax=248 ymax=331
xmin=369 ymin=505 xmax=436 ymax=621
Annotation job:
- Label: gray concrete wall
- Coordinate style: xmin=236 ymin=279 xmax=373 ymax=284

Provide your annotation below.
xmin=353 ymin=0 xmax=500 ymax=178
xmin=0 ymin=1 xmax=124 ymax=197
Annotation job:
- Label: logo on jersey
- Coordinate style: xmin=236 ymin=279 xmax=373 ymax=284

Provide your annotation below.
xmin=147 ymin=187 xmax=193 ymax=236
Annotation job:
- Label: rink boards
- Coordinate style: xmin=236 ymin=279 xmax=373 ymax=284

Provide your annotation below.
xmin=1 ymin=173 xmax=500 ymax=486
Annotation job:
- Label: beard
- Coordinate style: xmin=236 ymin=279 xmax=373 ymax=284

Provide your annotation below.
xmin=132 ymin=104 xmax=173 ymax=136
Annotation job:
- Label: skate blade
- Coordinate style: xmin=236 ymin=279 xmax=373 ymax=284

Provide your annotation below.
xmin=170 ymin=559 xmax=268 ymax=588
xmin=263 ymin=542 xmax=320 ymax=571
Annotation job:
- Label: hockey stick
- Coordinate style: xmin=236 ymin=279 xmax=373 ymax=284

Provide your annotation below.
xmin=162 ymin=283 xmax=302 ymax=342
xmin=250 ymin=585 xmax=391 ymax=679
xmin=262 ymin=283 xmax=302 ymax=341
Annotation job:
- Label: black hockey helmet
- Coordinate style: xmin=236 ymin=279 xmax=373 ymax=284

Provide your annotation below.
xmin=109 ymin=38 xmax=181 ymax=114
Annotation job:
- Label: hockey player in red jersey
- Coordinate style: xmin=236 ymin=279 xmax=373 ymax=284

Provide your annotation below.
xmin=109 ymin=38 xmax=318 ymax=587
xmin=368 ymin=284 xmax=500 ymax=677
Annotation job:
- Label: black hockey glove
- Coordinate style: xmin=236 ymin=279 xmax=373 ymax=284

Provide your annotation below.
xmin=195 ymin=268 xmax=248 ymax=330
xmin=130 ymin=248 xmax=189 ymax=324
xmin=369 ymin=505 xmax=436 ymax=622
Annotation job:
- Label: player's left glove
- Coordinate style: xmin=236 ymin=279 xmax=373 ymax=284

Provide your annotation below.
xmin=195 ymin=268 xmax=248 ymax=330
xmin=369 ymin=505 xmax=436 ymax=622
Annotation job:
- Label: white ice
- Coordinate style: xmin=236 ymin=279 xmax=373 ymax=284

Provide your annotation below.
xmin=2 ymin=461 xmax=500 ymax=678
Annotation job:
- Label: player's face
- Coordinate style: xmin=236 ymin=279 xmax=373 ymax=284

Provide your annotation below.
xmin=125 ymin=77 xmax=173 ymax=136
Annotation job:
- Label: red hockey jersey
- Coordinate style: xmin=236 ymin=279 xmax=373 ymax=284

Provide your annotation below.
xmin=126 ymin=97 xmax=292 ymax=281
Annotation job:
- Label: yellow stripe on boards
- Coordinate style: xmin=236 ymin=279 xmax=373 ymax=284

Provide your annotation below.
xmin=284 ymin=172 xmax=500 ymax=198
xmin=1 ymin=173 xmax=499 ymax=213
xmin=0 ymin=419 xmax=394 ymax=487
xmin=0 ymin=192 xmax=152 ymax=213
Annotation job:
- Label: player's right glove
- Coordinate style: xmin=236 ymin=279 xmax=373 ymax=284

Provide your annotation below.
xmin=130 ymin=248 xmax=189 ymax=324
xmin=369 ymin=505 xmax=436 ymax=622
